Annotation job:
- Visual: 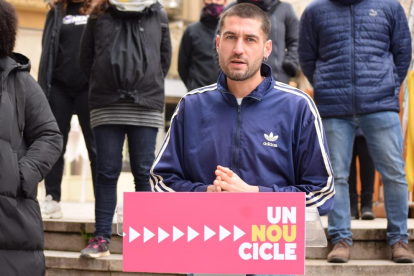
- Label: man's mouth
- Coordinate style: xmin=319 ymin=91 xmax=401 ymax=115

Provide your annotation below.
xmin=230 ymin=59 xmax=247 ymax=65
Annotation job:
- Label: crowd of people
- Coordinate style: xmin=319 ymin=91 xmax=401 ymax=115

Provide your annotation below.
xmin=0 ymin=0 xmax=413 ymax=275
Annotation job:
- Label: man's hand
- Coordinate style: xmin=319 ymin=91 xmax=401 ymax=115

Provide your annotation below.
xmin=206 ymin=185 xmax=222 ymax=192
xmin=213 ymin=165 xmax=259 ymax=192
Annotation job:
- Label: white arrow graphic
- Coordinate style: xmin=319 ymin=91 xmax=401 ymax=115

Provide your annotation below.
xmin=173 ymin=226 xmax=184 ymax=242
xmin=204 ymin=225 xmax=216 ymax=241
xmin=129 ymin=227 xmax=140 ymax=243
xmin=219 ymin=225 xmax=231 ymax=241
xmin=143 ymin=227 xmax=155 ymax=243
xmin=234 ymin=225 xmax=246 ymax=241
xmin=188 ymin=226 xmax=199 ymax=242
xmin=158 ymin=227 xmax=170 ymax=243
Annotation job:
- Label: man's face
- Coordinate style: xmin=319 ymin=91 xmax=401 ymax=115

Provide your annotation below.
xmin=204 ymin=0 xmax=227 ymax=5
xmin=216 ymin=16 xmax=271 ymax=82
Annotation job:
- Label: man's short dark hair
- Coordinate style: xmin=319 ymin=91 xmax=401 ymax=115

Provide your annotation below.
xmin=219 ymin=3 xmax=271 ymax=41
xmin=0 ymin=0 xmax=18 ymax=58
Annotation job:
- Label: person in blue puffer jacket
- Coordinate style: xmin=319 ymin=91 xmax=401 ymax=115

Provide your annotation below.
xmin=298 ymin=0 xmax=413 ymax=264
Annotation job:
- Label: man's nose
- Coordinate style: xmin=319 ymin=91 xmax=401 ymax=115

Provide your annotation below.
xmin=233 ymin=38 xmax=245 ymax=55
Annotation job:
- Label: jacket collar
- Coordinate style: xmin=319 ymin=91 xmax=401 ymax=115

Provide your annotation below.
xmin=217 ymin=63 xmax=275 ymax=104
xmin=53 ymin=2 xmax=64 ymax=17
xmin=109 ymin=1 xmax=161 ymax=18
xmin=332 ymin=0 xmax=362 ymax=5
xmin=237 ymin=0 xmax=280 ymax=11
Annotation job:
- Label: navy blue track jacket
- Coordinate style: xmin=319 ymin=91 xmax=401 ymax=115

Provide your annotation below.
xmin=151 ymin=64 xmax=335 ymax=215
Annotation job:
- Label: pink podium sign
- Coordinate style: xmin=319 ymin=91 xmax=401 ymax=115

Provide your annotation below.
xmin=123 ymin=192 xmax=305 ymax=275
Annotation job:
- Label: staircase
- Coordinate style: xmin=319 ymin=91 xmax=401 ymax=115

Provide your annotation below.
xmin=305 ymin=218 xmax=414 ymax=275
xmin=43 ymin=203 xmax=414 ymax=276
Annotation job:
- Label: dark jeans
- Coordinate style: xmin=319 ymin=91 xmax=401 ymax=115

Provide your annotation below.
xmin=349 ymin=135 xmax=375 ymax=210
xmin=45 ymin=83 xmax=97 ymax=202
xmin=93 ymin=124 xmax=158 ymax=241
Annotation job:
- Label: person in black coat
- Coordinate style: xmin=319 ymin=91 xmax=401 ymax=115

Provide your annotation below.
xmin=0 ymin=1 xmax=63 ymax=274
xmin=79 ymin=0 xmax=171 ymax=258
xmin=38 ymin=0 xmax=97 ymax=219
xmin=178 ymin=0 xmax=227 ymax=91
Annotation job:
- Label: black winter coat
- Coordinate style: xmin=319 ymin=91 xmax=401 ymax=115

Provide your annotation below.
xmin=178 ymin=12 xmax=220 ymax=91
xmin=79 ymin=3 xmax=172 ymax=111
xmin=0 ymin=54 xmax=63 ymax=275
xmin=215 ymin=0 xmax=299 ymax=84
xmin=38 ymin=4 xmax=62 ymax=97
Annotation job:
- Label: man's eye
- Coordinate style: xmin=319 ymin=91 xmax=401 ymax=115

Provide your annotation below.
xmin=227 ymin=36 xmax=235 ymax=40
xmin=247 ymin=38 xmax=256 ymax=42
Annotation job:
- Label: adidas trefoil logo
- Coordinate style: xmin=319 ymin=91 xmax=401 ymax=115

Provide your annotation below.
xmin=263 ymin=132 xmax=278 ymax=148
xmin=264 ymin=132 xmax=278 ymax=142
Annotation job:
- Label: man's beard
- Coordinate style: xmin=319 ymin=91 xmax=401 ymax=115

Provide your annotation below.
xmin=219 ymin=55 xmax=262 ymax=81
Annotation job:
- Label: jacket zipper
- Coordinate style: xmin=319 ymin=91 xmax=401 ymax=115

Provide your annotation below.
xmin=0 ymin=72 xmax=3 ymax=102
xmin=233 ymin=104 xmax=242 ymax=174
xmin=351 ymin=5 xmax=356 ymax=116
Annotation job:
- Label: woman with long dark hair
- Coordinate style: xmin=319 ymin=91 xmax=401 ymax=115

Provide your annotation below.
xmin=78 ymin=0 xmax=171 ymax=258
xmin=38 ymin=0 xmax=97 ymax=218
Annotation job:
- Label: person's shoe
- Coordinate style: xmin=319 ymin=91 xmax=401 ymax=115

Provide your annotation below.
xmin=40 ymin=195 xmax=63 ymax=219
xmin=80 ymin=236 xmax=110 ymax=258
xmin=391 ymin=240 xmax=414 ymax=263
xmin=360 ymin=207 xmax=375 ymax=220
xmin=327 ymin=239 xmax=350 ymax=263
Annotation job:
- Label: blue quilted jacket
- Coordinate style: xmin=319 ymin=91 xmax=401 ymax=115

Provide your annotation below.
xmin=298 ymin=0 xmax=411 ymax=118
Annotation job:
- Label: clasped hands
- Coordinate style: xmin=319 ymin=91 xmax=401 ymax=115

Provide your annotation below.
xmin=206 ymin=165 xmax=259 ymax=193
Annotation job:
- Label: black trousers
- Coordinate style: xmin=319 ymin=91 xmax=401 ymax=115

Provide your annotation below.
xmin=44 ymin=83 xmax=97 ymax=201
xmin=349 ymin=135 xmax=375 ymax=210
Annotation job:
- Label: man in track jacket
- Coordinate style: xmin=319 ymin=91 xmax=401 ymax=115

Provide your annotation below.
xmin=299 ymin=0 xmax=413 ymax=263
xmin=151 ymin=3 xmax=334 ymax=216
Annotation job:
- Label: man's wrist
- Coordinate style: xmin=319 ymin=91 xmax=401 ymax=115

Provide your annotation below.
xmin=195 ymin=185 xmax=210 ymax=192
xmin=249 ymin=185 xmax=259 ymax=192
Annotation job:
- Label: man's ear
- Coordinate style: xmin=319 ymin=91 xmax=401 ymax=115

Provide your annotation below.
xmin=216 ymin=35 xmax=220 ymax=53
xmin=264 ymin=39 xmax=272 ymax=57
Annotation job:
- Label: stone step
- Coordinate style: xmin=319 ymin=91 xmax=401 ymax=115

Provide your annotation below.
xmin=43 ymin=218 xmax=414 ymax=259
xmin=307 ymin=218 xmax=414 ymax=260
xmin=45 ymin=250 xmax=180 ymax=276
xmin=44 ymin=251 xmax=414 ymax=276
xmin=43 ymin=220 xmax=123 ymax=254
xmin=306 ymin=241 xmax=414 ymax=260
xmin=305 ymin=260 xmax=414 ymax=276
